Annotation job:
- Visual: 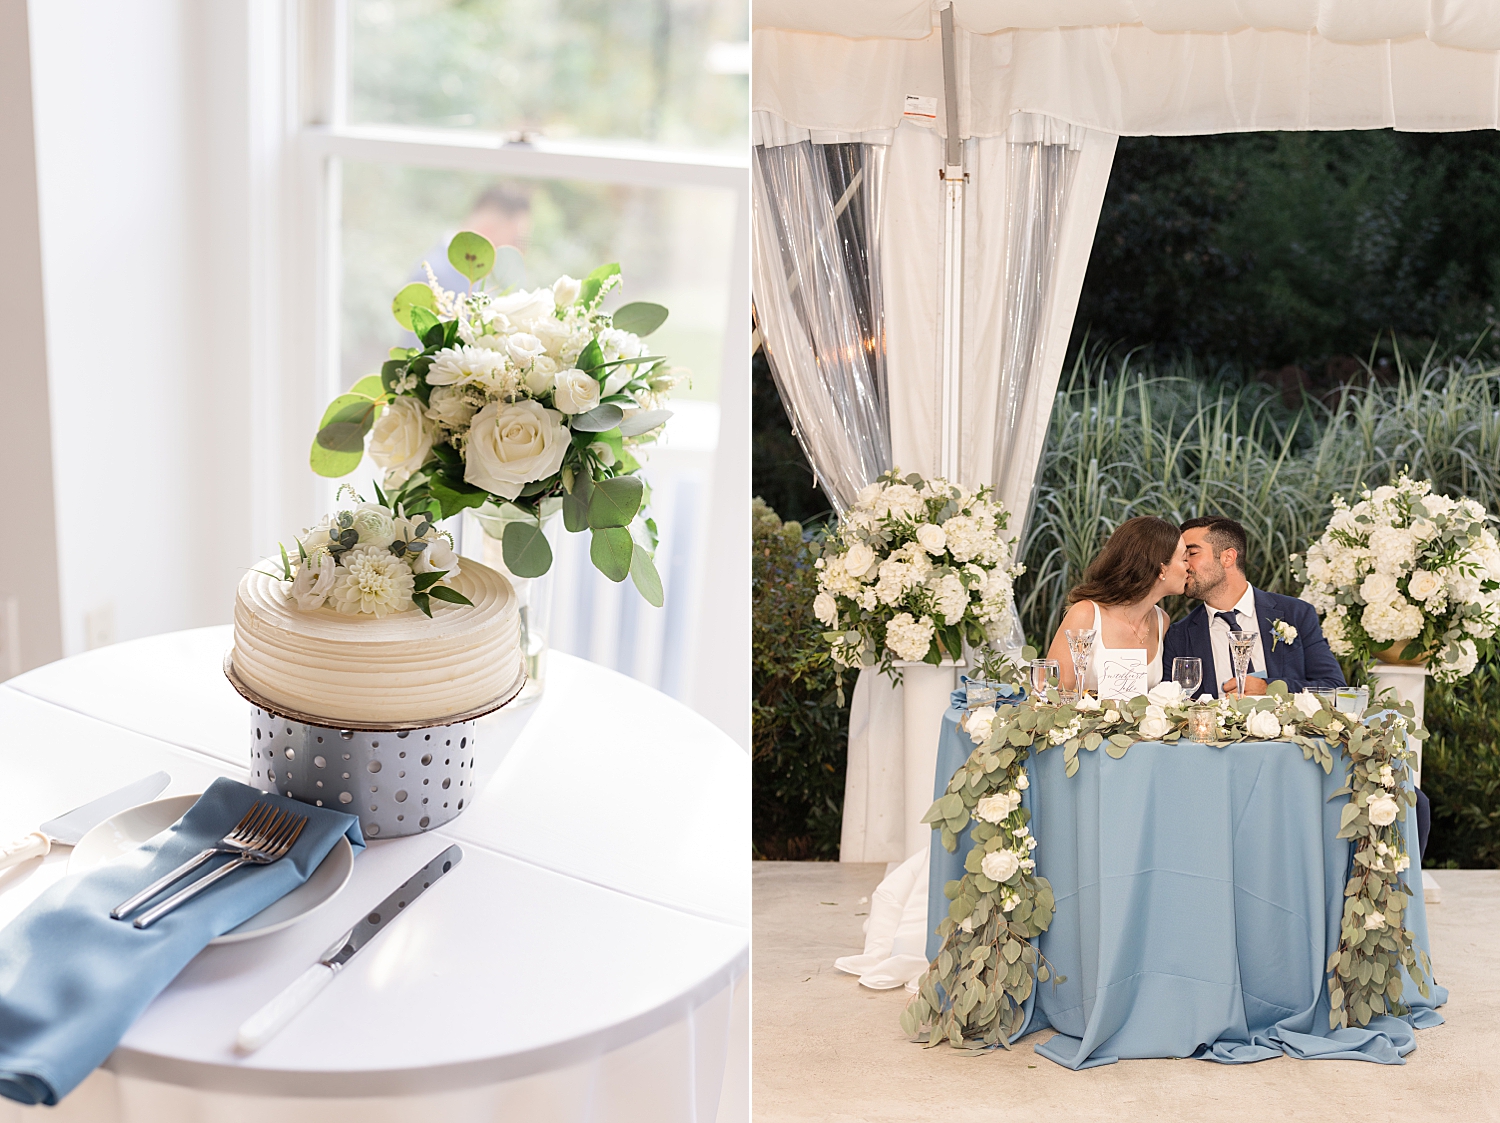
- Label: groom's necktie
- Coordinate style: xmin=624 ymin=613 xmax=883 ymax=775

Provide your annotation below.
xmin=1215 ymin=609 xmax=1259 ymax=671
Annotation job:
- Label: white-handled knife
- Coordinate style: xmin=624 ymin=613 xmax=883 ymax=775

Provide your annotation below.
xmin=235 ymin=844 xmax=463 ymax=1053
xmin=0 ymin=771 xmax=172 ymax=872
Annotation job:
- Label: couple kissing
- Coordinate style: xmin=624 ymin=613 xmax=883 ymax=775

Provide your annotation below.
xmin=1044 ymin=516 xmax=1347 ymax=699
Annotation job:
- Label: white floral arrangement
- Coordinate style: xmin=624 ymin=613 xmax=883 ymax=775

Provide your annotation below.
xmin=905 ymin=676 xmax=1432 ymax=1050
xmin=263 ymin=487 xmax=470 ymax=619
xmin=310 ymin=232 xmax=681 ymax=605
xmin=1292 ymin=475 xmax=1500 ymax=682
xmin=813 ymin=470 xmax=1022 ymax=674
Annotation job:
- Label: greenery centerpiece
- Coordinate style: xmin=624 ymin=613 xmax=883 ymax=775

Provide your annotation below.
xmin=905 ymin=670 xmax=1432 ymax=1049
xmin=814 ymin=471 xmax=1022 ymax=677
xmin=309 ymin=231 xmax=680 ymax=605
xmin=1292 ymin=475 xmax=1500 ymax=681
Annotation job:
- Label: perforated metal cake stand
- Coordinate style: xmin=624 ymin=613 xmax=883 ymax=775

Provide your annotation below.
xmin=225 ymin=654 xmax=526 ymax=838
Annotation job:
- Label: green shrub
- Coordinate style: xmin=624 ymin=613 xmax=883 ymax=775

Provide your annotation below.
xmin=1422 ymin=664 xmax=1500 ymax=869
xmin=752 ymin=498 xmax=847 ymax=859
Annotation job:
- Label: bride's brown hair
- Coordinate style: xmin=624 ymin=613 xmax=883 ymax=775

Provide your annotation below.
xmin=1066 ymin=516 xmax=1182 ymax=607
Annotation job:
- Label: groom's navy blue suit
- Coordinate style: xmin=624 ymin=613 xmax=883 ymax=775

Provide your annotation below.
xmin=1162 ymin=587 xmax=1346 ymax=698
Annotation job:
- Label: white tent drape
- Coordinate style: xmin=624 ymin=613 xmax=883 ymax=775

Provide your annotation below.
xmin=751 ymin=126 xmax=893 ymax=513
xmin=833 ymin=113 xmax=1116 ymax=864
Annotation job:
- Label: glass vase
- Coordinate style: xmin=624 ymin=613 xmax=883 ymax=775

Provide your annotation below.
xmin=471 ymin=502 xmax=562 ymax=707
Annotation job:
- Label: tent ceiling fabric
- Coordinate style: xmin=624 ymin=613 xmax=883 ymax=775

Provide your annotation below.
xmin=753 ymin=0 xmax=1500 ymax=49
xmin=752 ymin=21 xmax=1500 ymax=137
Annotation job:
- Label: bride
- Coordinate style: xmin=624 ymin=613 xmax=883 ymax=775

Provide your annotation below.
xmin=1046 ymin=516 xmax=1188 ymax=693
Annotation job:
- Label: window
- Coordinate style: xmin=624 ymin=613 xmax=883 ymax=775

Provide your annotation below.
xmin=290 ymin=0 xmax=748 ymax=711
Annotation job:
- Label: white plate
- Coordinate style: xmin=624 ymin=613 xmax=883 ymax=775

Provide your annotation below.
xmin=69 ymin=794 xmax=354 ymax=944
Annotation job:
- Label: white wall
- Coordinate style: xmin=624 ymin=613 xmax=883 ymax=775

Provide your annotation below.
xmin=0 ymin=0 xmax=63 ymax=675
xmin=26 ymin=0 xmax=275 ymax=658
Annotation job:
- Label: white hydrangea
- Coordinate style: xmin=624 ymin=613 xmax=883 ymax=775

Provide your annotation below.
xmin=1361 ymin=597 xmax=1424 ymax=644
xmin=884 ymin=612 xmax=935 ymax=661
xmin=932 ymin=571 xmax=969 ymax=625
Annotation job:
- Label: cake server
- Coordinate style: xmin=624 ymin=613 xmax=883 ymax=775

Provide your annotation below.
xmin=235 ymin=843 xmax=463 ymax=1053
xmin=0 ymin=771 xmax=171 ymax=872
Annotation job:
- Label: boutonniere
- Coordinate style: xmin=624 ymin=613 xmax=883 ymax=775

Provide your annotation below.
xmin=1271 ymin=619 xmax=1298 ymax=650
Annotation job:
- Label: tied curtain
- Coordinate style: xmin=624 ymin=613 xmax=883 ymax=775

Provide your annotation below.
xmin=751 ymin=118 xmax=893 ymax=513
xmin=752 ymin=106 xmax=1116 ymax=865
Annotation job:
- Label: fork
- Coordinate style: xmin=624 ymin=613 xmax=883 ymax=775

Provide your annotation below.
xmin=111 ymin=801 xmax=280 ymax=920
xmin=130 ymin=809 xmax=308 ymax=929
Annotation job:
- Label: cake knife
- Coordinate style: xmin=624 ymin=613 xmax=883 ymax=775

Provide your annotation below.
xmin=0 ymin=771 xmax=172 ymax=872
xmin=235 ymin=844 xmax=463 ymax=1053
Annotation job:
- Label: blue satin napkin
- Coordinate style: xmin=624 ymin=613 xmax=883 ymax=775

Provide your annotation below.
xmin=0 ymin=777 xmax=364 ymax=1105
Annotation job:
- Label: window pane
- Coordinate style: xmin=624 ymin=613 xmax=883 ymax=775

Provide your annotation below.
xmin=338 ymin=161 xmax=735 ymax=403
xmin=347 ymin=0 xmax=748 ymax=150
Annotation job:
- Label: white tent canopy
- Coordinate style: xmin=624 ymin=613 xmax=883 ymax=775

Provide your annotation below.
xmin=754 ymin=1 xmax=1500 ymax=137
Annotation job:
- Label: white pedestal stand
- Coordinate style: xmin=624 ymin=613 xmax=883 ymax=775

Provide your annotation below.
xmin=896 ymin=661 xmax=962 ymax=861
xmin=1367 ymin=663 xmax=1440 ymax=904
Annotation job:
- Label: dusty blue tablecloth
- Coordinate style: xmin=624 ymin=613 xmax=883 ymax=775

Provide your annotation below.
xmin=926 ymin=697 xmax=1447 ymax=1067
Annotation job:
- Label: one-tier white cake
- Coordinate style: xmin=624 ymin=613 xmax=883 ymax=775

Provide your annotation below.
xmin=232 ymin=556 xmax=523 ymax=725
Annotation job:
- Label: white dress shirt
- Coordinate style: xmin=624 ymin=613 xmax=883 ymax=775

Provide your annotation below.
xmin=1207 ymin=584 xmax=1268 ymax=692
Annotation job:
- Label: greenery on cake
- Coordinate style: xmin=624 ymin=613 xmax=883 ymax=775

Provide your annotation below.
xmin=309 ymin=231 xmax=679 ymax=605
xmin=262 ymin=485 xmax=472 ymax=619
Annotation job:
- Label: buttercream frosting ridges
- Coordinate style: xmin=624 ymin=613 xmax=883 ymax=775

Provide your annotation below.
xmin=232 ymin=557 xmax=522 ymax=724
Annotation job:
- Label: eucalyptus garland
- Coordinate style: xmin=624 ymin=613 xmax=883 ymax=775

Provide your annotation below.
xmin=903 ymin=676 xmax=1434 ymax=1050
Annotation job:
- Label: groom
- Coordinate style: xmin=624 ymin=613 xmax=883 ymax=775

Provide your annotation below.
xmin=1163 ymin=516 xmax=1346 ymax=698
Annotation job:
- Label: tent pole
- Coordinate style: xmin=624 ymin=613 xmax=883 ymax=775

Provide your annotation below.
xmin=939 ymin=3 xmax=964 ymax=483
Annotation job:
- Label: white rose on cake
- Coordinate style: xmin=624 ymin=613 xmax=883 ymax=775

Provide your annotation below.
xmin=351 ymin=503 xmax=399 ymax=548
xmin=367 ymin=397 xmax=434 ymax=486
xmin=551 ymin=369 xmax=601 ymax=415
xmin=289 ymin=552 xmax=336 ymax=610
xmin=463 ymin=400 xmax=569 ymax=500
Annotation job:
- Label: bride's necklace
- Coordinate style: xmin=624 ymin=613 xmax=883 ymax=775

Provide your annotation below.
xmin=1105 ymin=605 xmax=1154 ymax=647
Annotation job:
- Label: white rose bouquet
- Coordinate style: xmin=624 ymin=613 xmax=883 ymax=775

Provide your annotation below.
xmin=262 ymin=486 xmax=470 ymax=619
xmin=814 ymin=470 xmax=1022 ymax=675
xmin=1292 ymin=475 xmax=1500 ymax=682
xmin=309 ymin=232 xmax=682 ymax=605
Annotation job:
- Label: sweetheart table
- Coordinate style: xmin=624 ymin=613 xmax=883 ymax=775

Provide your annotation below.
xmin=925 ymin=696 xmax=1447 ymax=1068
xmin=0 ymin=627 xmax=748 ymax=1122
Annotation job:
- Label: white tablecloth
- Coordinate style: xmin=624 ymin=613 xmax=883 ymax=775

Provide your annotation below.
xmin=0 ymin=627 xmax=748 ymax=1122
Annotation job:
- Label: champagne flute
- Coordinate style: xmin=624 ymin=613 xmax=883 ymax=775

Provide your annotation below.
xmin=1063 ymin=628 xmax=1097 ymax=702
xmin=1228 ymin=630 xmax=1258 ymax=697
xmin=1030 ymin=659 xmax=1061 ymax=701
xmin=1172 ymin=657 xmax=1202 ymax=700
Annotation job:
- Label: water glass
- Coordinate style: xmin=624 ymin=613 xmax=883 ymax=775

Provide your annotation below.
xmin=1030 ymin=659 xmax=1061 ymax=700
xmin=1171 ymin=657 xmax=1202 ymax=698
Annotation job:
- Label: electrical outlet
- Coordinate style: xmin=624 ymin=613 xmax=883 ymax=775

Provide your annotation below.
xmin=84 ymin=604 xmax=115 ymax=651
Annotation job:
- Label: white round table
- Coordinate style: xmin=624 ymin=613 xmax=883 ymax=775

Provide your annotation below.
xmin=0 ymin=628 xmax=748 ymax=1123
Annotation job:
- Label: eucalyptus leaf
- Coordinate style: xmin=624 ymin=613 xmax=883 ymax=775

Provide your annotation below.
xmin=587 ymin=475 xmax=644 ymax=529
xmin=447 ymin=231 xmax=495 ymax=283
xmin=309 ymin=436 xmax=362 ymax=479
xmin=609 ymin=301 xmax=669 ymax=337
xmin=629 ymin=543 xmax=665 ymax=607
xmin=502 ymin=521 xmax=554 ymax=579
xmin=349 ymin=374 xmax=385 ymax=399
xmin=590 ymin=526 xmax=633 ymax=582
xmin=570 ymin=404 xmax=625 ymax=433
xmin=563 ymin=470 xmax=594 ymax=533
xmin=391 ymin=282 xmax=437 ymax=330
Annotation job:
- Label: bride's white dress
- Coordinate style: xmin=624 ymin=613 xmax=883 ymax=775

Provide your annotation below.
xmin=1080 ymin=600 xmax=1166 ymax=694
xmin=834 ymin=601 xmax=1169 ymax=993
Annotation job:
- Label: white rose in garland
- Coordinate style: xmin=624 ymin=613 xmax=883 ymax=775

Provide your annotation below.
xmin=1293 ymin=475 xmax=1500 ymax=682
xmin=816 ymin=470 xmax=1021 ymax=675
xmin=463 ymin=400 xmax=569 ymax=501
xmin=1245 ymin=707 xmax=1283 ymax=740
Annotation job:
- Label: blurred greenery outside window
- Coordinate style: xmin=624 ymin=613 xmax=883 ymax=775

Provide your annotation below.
xmin=337 ymin=0 xmax=748 ymax=404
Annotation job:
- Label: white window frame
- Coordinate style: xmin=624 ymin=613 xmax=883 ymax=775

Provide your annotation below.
xmin=251 ymin=0 xmax=750 ymax=745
